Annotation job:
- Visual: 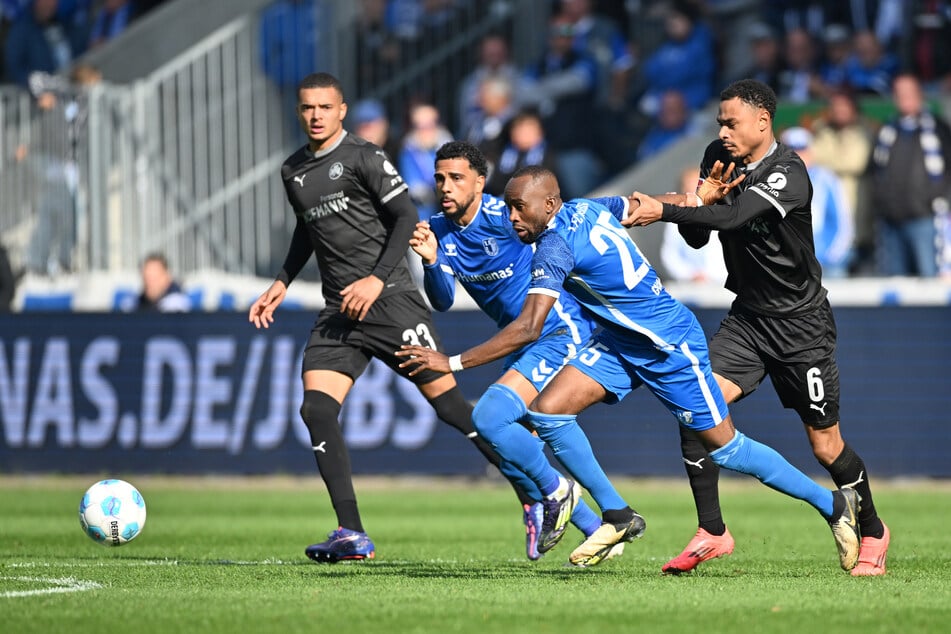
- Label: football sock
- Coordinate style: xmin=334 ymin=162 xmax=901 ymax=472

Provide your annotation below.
xmin=300 ymin=390 xmax=363 ymax=532
xmin=709 ymin=430 xmax=834 ymax=518
xmin=526 ymin=410 xmax=628 ymax=512
xmin=470 ymin=383 xmax=601 ymax=531
xmin=679 ymin=426 xmax=726 ymax=536
xmin=826 ymin=443 xmax=884 ymax=538
xmin=571 ymin=501 xmax=603 ymax=537
xmin=603 ymin=507 xmax=638 ymax=525
xmin=473 ymin=384 xmax=563 ymax=493
xmin=429 ymin=387 xmax=535 ymax=507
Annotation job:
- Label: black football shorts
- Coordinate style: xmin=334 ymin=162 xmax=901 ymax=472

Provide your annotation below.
xmin=303 ymin=290 xmax=447 ymax=385
xmin=709 ymin=299 xmax=841 ymax=428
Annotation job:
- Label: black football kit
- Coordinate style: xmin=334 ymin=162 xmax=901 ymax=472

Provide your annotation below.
xmin=663 ymin=139 xmax=839 ymax=426
xmin=278 ymin=131 xmax=444 ymax=384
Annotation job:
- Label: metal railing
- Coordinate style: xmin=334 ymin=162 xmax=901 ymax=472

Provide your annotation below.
xmin=0 ymin=0 xmax=550 ymax=279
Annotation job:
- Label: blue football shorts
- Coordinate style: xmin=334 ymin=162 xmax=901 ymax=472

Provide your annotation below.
xmin=566 ymin=326 xmax=729 ymax=431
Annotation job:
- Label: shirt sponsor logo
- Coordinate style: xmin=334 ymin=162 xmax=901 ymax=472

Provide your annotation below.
xmin=382 ymin=160 xmax=398 ymax=176
xmin=531 ymin=267 xmax=546 ymax=279
xmin=765 ymin=172 xmax=787 ymax=190
xmin=329 ymin=162 xmax=344 ymax=180
xmin=302 ymin=191 xmax=349 ymax=222
xmin=457 ymin=265 xmax=514 ymax=283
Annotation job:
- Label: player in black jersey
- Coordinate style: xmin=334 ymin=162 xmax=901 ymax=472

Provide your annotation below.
xmin=249 ymin=73 xmax=537 ymax=563
xmin=628 ymin=79 xmax=890 ymax=576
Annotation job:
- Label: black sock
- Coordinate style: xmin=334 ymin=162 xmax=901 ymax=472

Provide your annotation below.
xmin=603 ymin=507 xmax=636 ymax=525
xmin=680 ymin=426 xmax=726 ymax=535
xmin=826 ymin=443 xmax=884 ymax=538
xmin=300 ymin=390 xmax=363 ymax=533
xmin=429 ymin=387 xmax=535 ymax=507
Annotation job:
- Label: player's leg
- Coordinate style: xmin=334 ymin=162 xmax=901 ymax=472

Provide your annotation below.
xmin=767 ymin=301 xmax=888 ymax=575
xmin=659 ymin=335 xmax=860 ymax=570
xmin=473 ymin=369 xmax=602 ymax=557
xmin=491 ymin=334 xmax=606 ymax=537
xmin=298 ymin=315 xmax=377 ymax=563
xmin=367 ymin=293 xmax=537 ymax=508
xmin=416 ymin=372 xmax=535 ymax=507
xmin=664 ymin=313 xmax=765 ymax=574
xmin=529 ymin=336 xmax=645 ymax=565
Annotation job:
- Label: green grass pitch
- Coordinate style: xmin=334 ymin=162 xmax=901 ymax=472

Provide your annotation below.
xmin=2 ymin=475 xmax=949 ymax=634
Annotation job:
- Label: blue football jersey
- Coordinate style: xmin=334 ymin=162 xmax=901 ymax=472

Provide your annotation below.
xmin=426 ymin=193 xmax=593 ymax=343
xmin=528 ymin=198 xmax=698 ymax=354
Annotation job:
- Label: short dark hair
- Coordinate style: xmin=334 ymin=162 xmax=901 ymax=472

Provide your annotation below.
xmin=510 ymin=164 xmax=554 ymax=182
xmin=435 ymin=141 xmax=488 ymax=177
xmin=721 ymin=79 xmax=777 ymax=119
xmin=297 ymin=72 xmax=343 ymax=98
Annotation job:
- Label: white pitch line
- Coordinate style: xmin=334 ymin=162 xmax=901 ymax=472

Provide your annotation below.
xmin=0 ymin=576 xmax=103 ymax=599
xmin=6 ymin=559 xmax=303 ymax=568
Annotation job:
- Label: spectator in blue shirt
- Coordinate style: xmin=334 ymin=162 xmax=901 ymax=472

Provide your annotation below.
xmin=782 ymin=126 xmax=854 ymax=278
xmin=638 ymin=1 xmax=715 ymax=117
xmin=88 ymin=0 xmax=133 ymax=49
xmin=4 ymin=0 xmax=87 ymax=87
xmin=842 ymin=29 xmax=898 ymax=97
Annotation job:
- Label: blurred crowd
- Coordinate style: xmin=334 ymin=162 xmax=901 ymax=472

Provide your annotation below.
xmin=0 ymin=0 xmax=168 ymax=85
xmin=337 ymin=0 xmax=951 ymax=280
xmin=2 ymin=0 xmax=951 ymax=292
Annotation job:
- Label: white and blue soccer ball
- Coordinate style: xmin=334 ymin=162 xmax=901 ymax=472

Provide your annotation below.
xmin=79 ymin=479 xmax=147 ymax=547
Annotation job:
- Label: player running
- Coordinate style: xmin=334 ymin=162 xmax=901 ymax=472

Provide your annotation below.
xmin=411 ymin=140 xmax=641 ymax=560
xmin=398 ymin=165 xmax=862 ymax=571
xmin=250 ymin=73 xmax=542 ymax=563
xmin=629 ymin=78 xmax=889 ymax=576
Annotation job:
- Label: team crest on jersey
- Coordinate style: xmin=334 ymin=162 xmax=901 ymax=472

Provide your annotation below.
xmin=328 ymin=162 xmax=344 ymax=180
xmin=482 ymin=238 xmax=499 ymax=256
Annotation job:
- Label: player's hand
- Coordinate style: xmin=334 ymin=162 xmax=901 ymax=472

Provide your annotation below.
xmin=339 ymin=274 xmax=385 ymax=321
xmin=697 ymin=160 xmax=745 ymax=204
xmin=619 ymin=193 xmax=642 ymax=227
xmin=248 ymin=280 xmax=287 ymax=329
xmin=409 ymin=221 xmax=438 ymax=264
xmin=395 ymin=345 xmax=450 ymax=377
xmin=626 ymin=191 xmax=664 ymax=226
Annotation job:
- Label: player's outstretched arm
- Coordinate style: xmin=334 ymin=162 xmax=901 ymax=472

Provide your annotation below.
xmin=395 ymin=293 xmax=556 ymax=376
xmin=625 ymin=192 xmax=665 ymax=226
xmin=249 ymin=280 xmax=287 ymax=329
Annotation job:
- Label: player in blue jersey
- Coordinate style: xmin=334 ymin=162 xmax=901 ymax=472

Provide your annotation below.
xmin=398 ymin=165 xmax=862 ymax=570
xmin=410 ymin=141 xmax=640 ymax=560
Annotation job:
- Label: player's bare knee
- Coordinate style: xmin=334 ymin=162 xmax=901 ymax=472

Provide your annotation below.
xmin=806 ymin=423 xmax=845 ymax=465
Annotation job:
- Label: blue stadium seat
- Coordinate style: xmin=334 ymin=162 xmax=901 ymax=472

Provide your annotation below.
xmin=187 ymin=288 xmax=204 ymax=310
xmin=218 ymin=291 xmax=236 ymax=311
xmin=22 ymin=292 xmax=74 ymax=311
xmin=113 ymin=288 xmax=138 ymax=312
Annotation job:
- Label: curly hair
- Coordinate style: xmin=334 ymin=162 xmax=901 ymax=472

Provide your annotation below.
xmin=721 ymin=79 xmax=777 ymax=119
xmin=435 ymin=141 xmax=488 ymax=177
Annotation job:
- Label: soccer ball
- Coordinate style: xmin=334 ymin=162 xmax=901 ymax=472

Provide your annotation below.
xmin=79 ymin=479 xmax=147 ymax=546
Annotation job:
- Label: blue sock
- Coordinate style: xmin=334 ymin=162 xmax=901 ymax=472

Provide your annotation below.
xmin=710 ymin=430 xmax=834 ymax=518
xmin=570 ymin=500 xmax=603 ymax=536
xmin=526 ymin=409 xmax=628 ymax=512
xmin=473 ymin=384 xmax=564 ymax=496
